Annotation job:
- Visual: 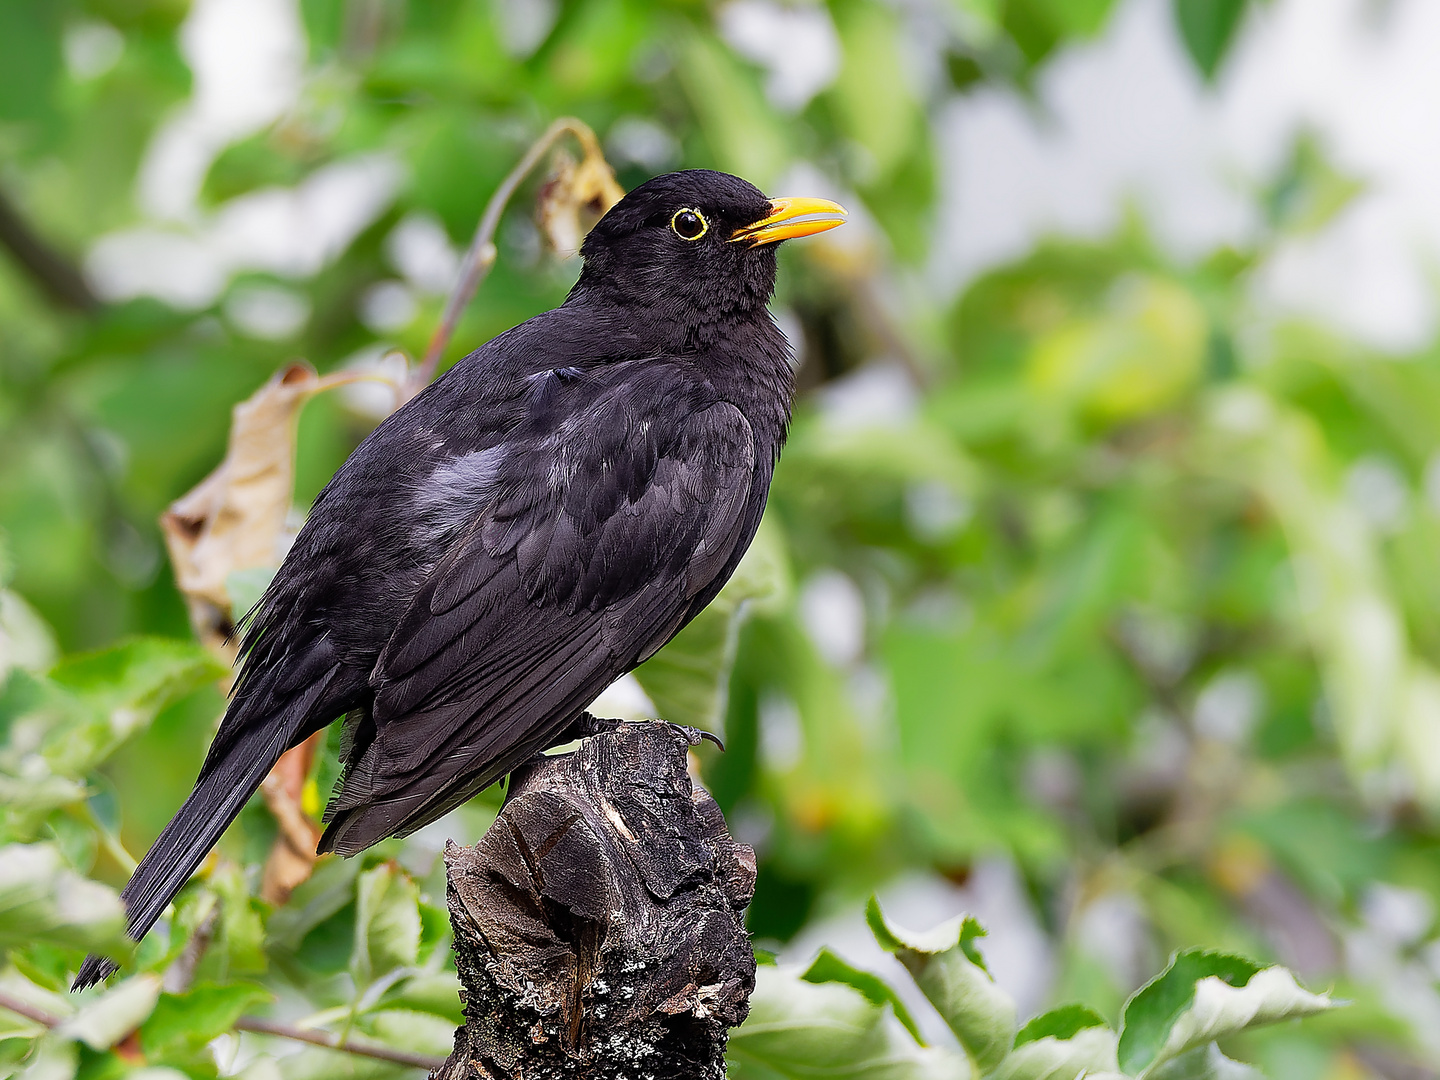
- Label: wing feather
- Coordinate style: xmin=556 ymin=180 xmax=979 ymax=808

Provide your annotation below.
xmin=319 ymin=384 xmax=757 ymax=855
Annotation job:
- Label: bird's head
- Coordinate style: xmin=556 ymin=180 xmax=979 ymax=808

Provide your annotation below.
xmin=571 ymin=169 xmax=845 ymax=336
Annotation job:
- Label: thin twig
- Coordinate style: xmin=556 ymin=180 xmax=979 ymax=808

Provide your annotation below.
xmin=0 ymin=991 xmax=444 ymax=1073
xmin=162 ymin=903 xmax=220 ymax=994
xmin=235 ymin=1016 xmax=446 ymax=1072
xmin=409 ymin=117 xmax=607 ymax=396
xmin=0 ymin=990 xmax=62 ymax=1028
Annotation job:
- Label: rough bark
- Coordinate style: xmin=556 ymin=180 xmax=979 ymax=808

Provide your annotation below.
xmin=435 ymin=721 xmax=757 ymax=1080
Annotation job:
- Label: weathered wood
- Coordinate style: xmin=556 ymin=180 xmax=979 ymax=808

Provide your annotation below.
xmin=435 ymin=721 xmax=757 ymax=1080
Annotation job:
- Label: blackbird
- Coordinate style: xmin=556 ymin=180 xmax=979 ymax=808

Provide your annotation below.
xmin=74 ymin=169 xmax=845 ymax=989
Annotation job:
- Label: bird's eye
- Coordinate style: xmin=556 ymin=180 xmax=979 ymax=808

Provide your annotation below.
xmin=670 ymin=208 xmax=708 ymax=241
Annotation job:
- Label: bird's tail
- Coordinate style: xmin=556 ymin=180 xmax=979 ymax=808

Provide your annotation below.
xmin=72 ymin=719 xmax=295 ymax=990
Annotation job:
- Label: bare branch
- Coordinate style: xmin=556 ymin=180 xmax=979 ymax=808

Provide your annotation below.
xmin=0 ymin=990 xmax=62 ymax=1028
xmin=409 ymin=117 xmax=618 ymax=397
xmin=0 ymin=184 xmax=100 ymax=312
xmin=436 ymin=721 xmax=756 ymax=1080
xmin=235 ymin=1015 xmax=446 ymax=1072
xmin=0 ymin=989 xmax=445 ymax=1073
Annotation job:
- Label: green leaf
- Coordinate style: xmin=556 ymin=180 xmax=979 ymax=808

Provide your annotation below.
xmin=199 ymin=864 xmax=268 ymax=979
xmin=1026 ymin=277 xmax=1207 ymax=425
xmin=1263 ymin=131 xmax=1365 ymax=237
xmin=1148 ymin=1043 xmax=1263 ymax=1080
xmin=351 ymin=862 xmax=420 ymax=986
xmin=0 ymin=0 xmax=62 ymax=126
xmin=267 ymin=855 xmax=361 ymax=953
xmin=0 ymin=587 xmax=57 ymax=679
xmin=867 ymin=897 xmax=1015 ymax=1070
xmin=364 ymin=1007 xmax=456 ymax=1056
xmin=9 ymin=1034 xmax=76 ymax=1079
xmin=382 ymin=971 xmax=464 ymax=1025
xmin=1027 ymin=0 xmax=1117 ymax=37
xmin=802 ymin=947 xmax=925 ymax=1044
xmin=0 ymin=965 xmax=73 ymax=1037
xmin=1173 ymin=0 xmax=1247 ymax=80
xmin=1118 ymin=950 xmax=1258 ymax=1075
xmin=989 ymin=1024 xmax=1119 ymax=1080
xmin=1014 ymin=1004 xmax=1109 ymax=1047
xmin=57 ymin=973 xmax=162 ymax=1050
xmin=1118 ymin=950 xmax=1334 ymax=1076
xmin=43 ymin=637 xmax=226 ymax=779
xmin=727 ymin=964 xmax=971 ymax=1080
xmin=0 ymin=843 xmax=128 ymax=956
xmin=634 ymin=518 xmax=788 ymax=731
xmin=140 ymin=982 xmax=272 ymax=1056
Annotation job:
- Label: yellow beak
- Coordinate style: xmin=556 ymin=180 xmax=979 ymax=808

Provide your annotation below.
xmin=730 ymin=196 xmax=848 ymax=247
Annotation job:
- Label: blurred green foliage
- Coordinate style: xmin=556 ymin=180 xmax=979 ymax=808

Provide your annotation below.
xmin=2 ymin=0 xmax=1437 ymax=1076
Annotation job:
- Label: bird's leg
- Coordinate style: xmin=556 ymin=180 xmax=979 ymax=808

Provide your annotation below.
xmin=555 ymin=711 xmax=628 ymax=745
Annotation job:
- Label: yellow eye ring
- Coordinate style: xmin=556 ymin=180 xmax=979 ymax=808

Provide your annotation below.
xmin=670 ymin=208 xmax=708 ymax=241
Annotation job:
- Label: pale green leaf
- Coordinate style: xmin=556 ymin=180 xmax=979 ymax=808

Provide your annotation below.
xmin=382 ymin=971 xmax=464 ymax=1025
xmin=675 ymin=31 xmax=789 ymax=187
xmin=1118 ymin=949 xmax=1334 ymax=1077
xmin=228 ymin=566 xmax=278 ymax=624
xmin=0 ymin=843 xmax=127 ymax=955
xmin=987 ymin=1025 xmax=1118 ymax=1080
xmin=1136 ymin=967 xmax=1334 ymax=1078
xmin=727 ymin=964 xmax=971 ymax=1080
xmin=39 ymin=638 xmax=226 ymax=780
xmin=352 ymin=863 xmax=420 ymax=986
xmin=802 ymin=947 xmax=925 ymax=1044
xmin=365 ymin=1008 xmax=456 ymax=1056
xmin=0 ymin=588 xmax=57 ymax=679
xmin=830 ymin=0 xmax=922 ymax=183
xmin=1147 ymin=1044 xmax=1263 ymax=1080
xmin=1117 ymin=950 xmax=1257 ymax=1075
xmin=267 ymin=854 xmax=361 ymax=953
xmin=12 ymin=1033 xmax=78 ymax=1080
xmin=206 ymin=863 xmax=268 ymax=976
xmin=867 ymin=898 xmax=1015 ymax=1071
xmin=57 ymin=973 xmax=162 ymax=1050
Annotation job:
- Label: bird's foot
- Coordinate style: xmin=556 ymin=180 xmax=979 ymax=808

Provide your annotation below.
xmin=666 ymin=722 xmax=725 ymax=751
xmin=560 ymin=711 xmax=628 ymax=743
xmin=559 ymin=712 xmax=724 ymax=751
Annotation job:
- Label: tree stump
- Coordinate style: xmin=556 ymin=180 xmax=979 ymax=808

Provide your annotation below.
xmin=434 ymin=721 xmax=757 ymax=1080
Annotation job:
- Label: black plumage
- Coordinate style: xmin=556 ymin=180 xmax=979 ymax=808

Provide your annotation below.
xmin=74 ymin=169 xmax=844 ymax=989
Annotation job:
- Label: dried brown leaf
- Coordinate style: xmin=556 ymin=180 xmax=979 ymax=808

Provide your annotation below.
xmin=160 ymin=362 xmax=389 ymax=901
xmin=536 ymin=145 xmax=625 ymax=257
xmin=159 ymin=361 xmax=375 ymax=666
xmin=259 ymin=731 xmax=326 ymax=906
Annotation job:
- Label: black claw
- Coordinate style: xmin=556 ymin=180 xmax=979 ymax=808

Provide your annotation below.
xmin=669 ymin=723 xmax=725 ymax=751
xmin=552 ymin=713 xmax=725 ymax=752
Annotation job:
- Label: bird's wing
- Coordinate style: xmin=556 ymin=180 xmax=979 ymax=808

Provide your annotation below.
xmin=319 ymin=378 xmax=756 ymax=854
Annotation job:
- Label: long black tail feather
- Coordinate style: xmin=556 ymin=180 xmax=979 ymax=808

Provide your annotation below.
xmin=72 ymin=719 xmax=297 ymax=990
